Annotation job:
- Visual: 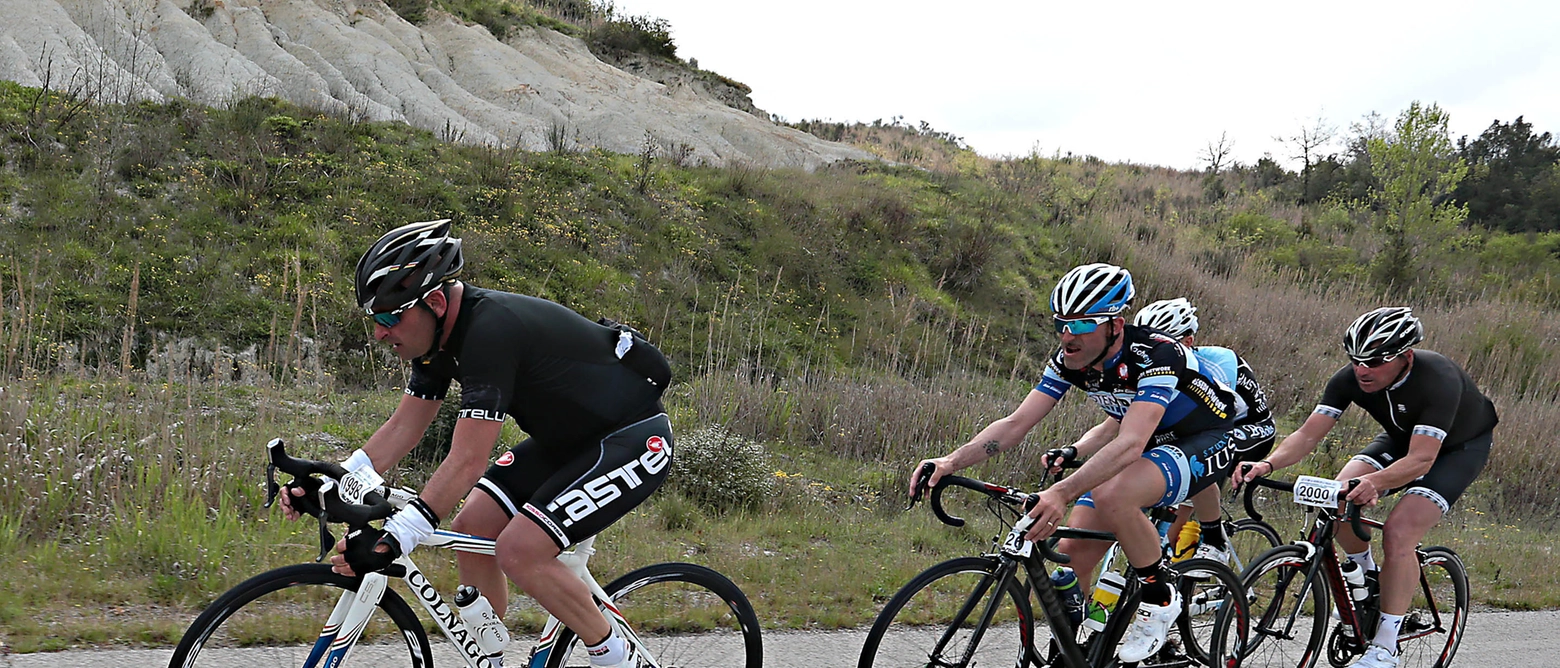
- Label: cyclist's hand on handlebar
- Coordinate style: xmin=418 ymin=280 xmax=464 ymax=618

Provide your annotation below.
xmin=279 ymin=485 xmax=306 ymax=521
xmin=1023 ymin=489 xmax=1068 ymax=542
xmin=330 ymin=527 xmax=401 ymax=577
xmin=909 ymin=458 xmax=953 ymax=499
xmin=1232 ymin=460 xmax=1273 ymax=489
xmin=1041 ymin=447 xmax=1076 ymax=474
xmin=1344 ymin=475 xmax=1383 ymax=507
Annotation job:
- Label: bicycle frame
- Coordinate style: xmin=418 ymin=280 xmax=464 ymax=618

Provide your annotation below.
xmin=310 ymin=531 xmax=643 ymax=668
xmin=920 ymin=475 xmax=1127 ymax=668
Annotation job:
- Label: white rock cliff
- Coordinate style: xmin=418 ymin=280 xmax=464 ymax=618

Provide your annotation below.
xmin=0 ymin=0 xmax=873 ymax=168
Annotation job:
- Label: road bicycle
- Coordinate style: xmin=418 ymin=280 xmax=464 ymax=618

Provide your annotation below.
xmin=1237 ymin=470 xmax=1468 ymax=668
xmin=167 ymin=438 xmax=763 ymax=668
xmin=858 ymin=461 xmax=1249 ymax=668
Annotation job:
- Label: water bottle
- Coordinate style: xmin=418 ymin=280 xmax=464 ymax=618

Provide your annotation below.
xmin=1340 ymin=559 xmax=1369 ymax=603
xmin=1081 ymin=571 xmax=1126 ymax=632
xmin=1050 ymin=567 xmax=1085 ymax=628
xmin=455 ymin=585 xmax=511 ymax=665
xmin=1172 ymin=519 xmax=1202 ymax=562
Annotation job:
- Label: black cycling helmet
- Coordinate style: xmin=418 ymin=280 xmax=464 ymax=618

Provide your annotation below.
xmin=1343 ymin=307 xmax=1424 ymax=361
xmin=355 ymin=219 xmax=464 ymax=314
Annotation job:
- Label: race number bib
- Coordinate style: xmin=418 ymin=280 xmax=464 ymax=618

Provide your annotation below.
xmin=1001 ymin=519 xmax=1035 ymax=558
xmin=1291 ymin=475 xmax=1343 ymax=509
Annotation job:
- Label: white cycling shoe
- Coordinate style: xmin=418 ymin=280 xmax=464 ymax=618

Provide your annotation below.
xmin=1351 ymin=644 xmax=1399 ymax=668
xmin=1193 ymin=542 xmax=1232 ymax=566
xmin=1118 ymin=586 xmax=1183 ymax=663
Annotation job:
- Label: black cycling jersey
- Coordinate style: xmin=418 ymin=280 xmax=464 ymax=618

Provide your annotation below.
xmin=406 ymin=286 xmax=667 ymax=446
xmin=1232 ymin=356 xmax=1272 ymax=427
xmin=1314 ymin=349 xmax=1498 ymax=449
xmin=1037 ymin=325 xmax=1238 ymax=440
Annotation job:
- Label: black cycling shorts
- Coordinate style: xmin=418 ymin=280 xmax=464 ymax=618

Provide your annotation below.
xmin=1230 ymin=419 xmax=1276 ymax=463
xmin=1350 ymin=430 xmax=1491 ymax=514
xmin=475 ymin=413 xmax=673 ymax=549
xmin=1077 ymin=426 xmax=1237 ymax=510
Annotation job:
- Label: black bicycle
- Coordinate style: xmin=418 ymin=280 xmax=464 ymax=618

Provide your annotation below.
xmin=1238 ymin=470 xmax=1468 ymax=668
xmin=859 ymin=462 xmax=1249 ymax=668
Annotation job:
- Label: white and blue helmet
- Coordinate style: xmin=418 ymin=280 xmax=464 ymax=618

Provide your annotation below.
xmin=1051 ymin=263 xmax=1135 ymax=319
xmin=1134 ymin=298 xmax=1199 ymax=339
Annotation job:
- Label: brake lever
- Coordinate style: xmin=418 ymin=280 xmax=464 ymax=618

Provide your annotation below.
xmin=264 ymin=462 xmax=280 ymax=509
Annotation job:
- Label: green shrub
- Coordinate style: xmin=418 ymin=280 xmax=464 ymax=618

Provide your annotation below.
xmin=668 ymin=425 xmax=775 ymax=513
xmin=588 ymin=14 xmax=676 ymax=60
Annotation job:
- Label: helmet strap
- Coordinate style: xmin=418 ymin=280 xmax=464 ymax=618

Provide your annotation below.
xmin=414 ymin=284 xmax=453 ymax=363
xmin=1087 ymin=320 xmax=1122 ymax=370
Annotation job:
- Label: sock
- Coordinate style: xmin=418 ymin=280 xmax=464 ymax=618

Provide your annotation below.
xmin=1200 ymin=520 xmax=1227 ymax=550
xmin=586 ymin=628 xmax=628 ymax=667
xmin=1373 ymin=613 xmax=1404 ymax=654
xmin=1133 ymin=562 xmax=1172 ymax=606
xmin=1347 ymin=548 xmax=1378 ymax=572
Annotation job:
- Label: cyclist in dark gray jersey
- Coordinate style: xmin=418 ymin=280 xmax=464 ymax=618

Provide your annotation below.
xmin=282 ymin=220 xmax=669 ymax=668
xmin=1235 ymin=307 xmax=1496 ymax=668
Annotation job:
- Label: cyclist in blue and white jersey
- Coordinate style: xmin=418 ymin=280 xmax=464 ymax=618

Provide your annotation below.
xmin=1133 ymin=297 xmax=1276 ymax=564
xmin=911 ymin=263 xmax=1240 ymax=663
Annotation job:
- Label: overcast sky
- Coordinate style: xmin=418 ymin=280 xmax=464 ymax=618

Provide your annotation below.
xmin=611 ymin=0 xmax=1560 ymax=170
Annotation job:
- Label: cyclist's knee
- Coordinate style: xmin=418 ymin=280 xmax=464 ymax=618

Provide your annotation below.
xmin=496 ymin=517 xmax=564 ymax=571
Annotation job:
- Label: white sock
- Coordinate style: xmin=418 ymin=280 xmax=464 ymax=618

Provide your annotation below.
xmin=1373 ymin=613 xmax=1404 ymax=654
xmin=586 ymin=629 xmax=628 ymax=667
xmin=1347 ymin=548 xmax=1377 ymax=572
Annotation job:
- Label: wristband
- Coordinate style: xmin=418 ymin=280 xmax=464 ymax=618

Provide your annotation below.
xmin=344 ymin=448 xmax=375 ymax=474
xmin=383 ymin=497 xmax=439 ymax=555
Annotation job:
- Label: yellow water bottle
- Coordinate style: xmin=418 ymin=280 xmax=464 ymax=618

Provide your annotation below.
xmin=1081 ymin=571 xmax=1126 ymax=632
xmin=1172 ymin=519 xmax=1201 ymax=562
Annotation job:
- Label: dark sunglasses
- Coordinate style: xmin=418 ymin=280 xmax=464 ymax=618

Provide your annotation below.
xmin=1053 ymin=316 xmax=1112 ymax=335
xmin=1350 ymin=354 xmax=1398 ymax=368
xmin=367 ymin=287 xmax=440 ymax=328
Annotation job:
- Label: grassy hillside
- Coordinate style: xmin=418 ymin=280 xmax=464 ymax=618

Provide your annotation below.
xmin=4 ymin=84 xmax=1560 ymax=649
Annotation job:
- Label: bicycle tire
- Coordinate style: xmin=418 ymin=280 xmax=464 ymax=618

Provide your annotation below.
xmin=1240 ymin=544 xmax=1328 ymax=668
xmin=1228 ymin=517 xmax=1281 ymax=573
xmin=1394 ymin=546 xmax=1468 ymax=668
xmin=167 ymin=563 xmax=432 ymax=668
xmin=543 ymin=562 xmax=763 ymax=668
xmin=1169 ymin=556 xmax=1249 ymax=668
xmin=858 ymin=555 xmax=1040 ymax=668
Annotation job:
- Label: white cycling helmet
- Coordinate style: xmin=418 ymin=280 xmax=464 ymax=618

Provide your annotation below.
xmin=1343 ymin=307 xmax=1423 ymax=361
xmin=1134 ymin=298 xmax=1199 ymax=339
xmin=1051 ymin=263 xmax=1135 ymax=319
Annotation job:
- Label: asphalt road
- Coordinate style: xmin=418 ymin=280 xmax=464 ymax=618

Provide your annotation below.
xmin=7 ymin=610 xmax=1558 ymax=667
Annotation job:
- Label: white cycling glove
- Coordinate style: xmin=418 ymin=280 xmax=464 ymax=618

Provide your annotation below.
xmin=343 ymin=448 xmax=375 ymax=474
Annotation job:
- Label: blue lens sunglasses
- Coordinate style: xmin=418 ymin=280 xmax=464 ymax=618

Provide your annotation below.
xmin=1053 ymin=316 xmax=1112 ymax=335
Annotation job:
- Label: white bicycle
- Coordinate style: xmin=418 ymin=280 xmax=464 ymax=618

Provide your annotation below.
xmin=168 ymin=439 xmax=763 ymax=668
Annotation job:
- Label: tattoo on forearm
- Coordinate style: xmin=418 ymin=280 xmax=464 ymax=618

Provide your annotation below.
xmin=982 ymin=440 xmax=1001 ymax=457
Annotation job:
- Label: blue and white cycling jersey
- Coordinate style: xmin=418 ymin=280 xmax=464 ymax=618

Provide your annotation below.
xmin=1036 ymin=325 xmax=1237 ymax=442
xmin=1192 ymin=346 xmax=1249 ymax=422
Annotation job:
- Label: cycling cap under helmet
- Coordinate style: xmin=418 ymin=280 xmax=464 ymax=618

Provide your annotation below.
xmin=355 ymin=219 xmax=464 ymax=314
xmin=1134 ymin=297 xmax=1199 ymax=339
xmin=1343 ymin=307 xmax=1423 ymax=361
xmin=1051 ymin=263 xmax=1135 ymax=319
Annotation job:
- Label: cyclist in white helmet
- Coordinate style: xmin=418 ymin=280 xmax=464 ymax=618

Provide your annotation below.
xmin=1234 ymin=307 xmax=1496 ymax=668
xmin=912 ymin=263 xmax=1242 ymax=663
xmin=1132 ymin=298 xmax=1276 ymax=564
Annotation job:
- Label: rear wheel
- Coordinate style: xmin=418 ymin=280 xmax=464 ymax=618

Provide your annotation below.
xmin=1394 ymin=547 xmax=1468 ymax=668
xmin=1228 ymin=518 xmax=1281 ymax=574
xmin=543 ymin=562 xmax=763 ymax=668
xmin=167 ymin=563 xmax=432 ymax=668
xmin=1241 ymin=544 xmax=1327 ymax=668
xmin=858 ymin=556 xmax=1041 ymax=668
xmin=1170 ymin=557 xmax=1249 ymax=668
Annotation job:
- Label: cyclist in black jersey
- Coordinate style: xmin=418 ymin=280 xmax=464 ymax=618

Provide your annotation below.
xmin=281 ymin=220 xmax=670 ymax=668
xmin=910 ymin=264 xmax=1241 ymax=663
xmin=1234 ymin=307 xmax=1496 ymax=668
xmin=1131 ymin=298 xmax=1277 ymax=564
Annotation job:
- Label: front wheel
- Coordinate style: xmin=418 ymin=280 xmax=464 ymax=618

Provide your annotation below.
xmin=544 ymin=562 xmax=763 ymax=668
xmin=858 ymin=556 xmax=1042 ymax=668
xmin=1241 ymin=544 xmax=1328 ymax=668
xmin=167 ymin=563 xmax=432 ymax=668
xmin=1395 ymin=547 xmax=1468 ymax=668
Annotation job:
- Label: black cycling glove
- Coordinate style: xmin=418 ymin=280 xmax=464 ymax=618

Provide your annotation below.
xmin=343 ymin=526 xmax=402 ymax=575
